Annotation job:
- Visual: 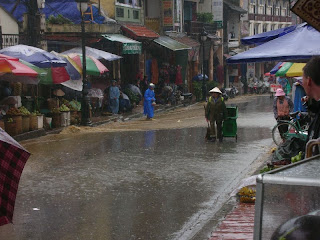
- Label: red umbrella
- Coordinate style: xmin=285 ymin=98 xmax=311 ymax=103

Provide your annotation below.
xmin=0 ymin=54 xmax=38 ymax=77
xmin=0 ymin=128 xmax=30 ymax=226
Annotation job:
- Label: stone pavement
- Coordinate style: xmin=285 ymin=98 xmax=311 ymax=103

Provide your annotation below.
xmin=208 ymin=203 xmax=255 ymax=240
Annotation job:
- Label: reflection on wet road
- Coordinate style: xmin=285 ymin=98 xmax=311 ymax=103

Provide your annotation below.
xmin=0 ymin=96 xmax=275 ymax=240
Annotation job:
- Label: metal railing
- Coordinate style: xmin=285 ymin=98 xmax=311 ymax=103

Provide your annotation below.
xmin=184 ymin=21 xmax=218 ymax=35
xmin=1 ymin=34 xmax=28 ymax=49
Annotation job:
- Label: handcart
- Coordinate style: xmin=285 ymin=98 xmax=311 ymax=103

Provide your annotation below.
xmin=222 ymin=106 xmax=238 ymax=141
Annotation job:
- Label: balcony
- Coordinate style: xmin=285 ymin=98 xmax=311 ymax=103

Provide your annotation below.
xmin=228 ymin=38 xmax=239 ymax=48
xmin=248 ymin=13 xmax=291 ymax=22
xmin=184 ymin=21 xmax=218 ymax=35
xmin=145 ymin=17 xmax=160 ymax=34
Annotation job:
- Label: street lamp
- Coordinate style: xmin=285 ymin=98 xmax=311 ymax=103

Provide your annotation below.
xmin=76 ymin=0 xmax=92 ymax=126
xmin=200 ymin=29 xmax=208 ymax=101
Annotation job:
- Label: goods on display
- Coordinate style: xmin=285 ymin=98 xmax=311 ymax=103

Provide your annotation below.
xmin=59 ymin=104 xmax=70 ymax=112
xmin=19 ymin=106 xmax=30 ymax=116
xmin=6 ymin=107 xmax=21 ymax=116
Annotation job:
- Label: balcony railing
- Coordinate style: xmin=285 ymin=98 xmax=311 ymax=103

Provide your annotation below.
xmin=1 ymin=34 xmax=28 ymax=49
xmin=184 ymin=21 xmax=218 ymax=35
xmin=115 ymin=4 xmax=142 ymax=24
xmin=145 ymin=17 xmax=160 ymax=34
xmin=248 ymin=13 xmax=291 ymax=22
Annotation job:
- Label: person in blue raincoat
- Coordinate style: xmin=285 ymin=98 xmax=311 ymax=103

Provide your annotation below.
xmin=144 ymin=83 xmax=156 ymax=119
xmin=109 ymin=80 xmax=120 ymax=114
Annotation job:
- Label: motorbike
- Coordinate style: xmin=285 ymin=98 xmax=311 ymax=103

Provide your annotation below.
xmin=220 ymin=88 xmax=229 ymax=101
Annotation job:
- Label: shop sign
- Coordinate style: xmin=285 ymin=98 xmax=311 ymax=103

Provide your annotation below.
xmin=122 ymin=43 xmax=142 ymax=54
xmin=213 ymin=0 xmax=223 ymax=29
xmin=163 ymin=0 xmax=173 ymax=26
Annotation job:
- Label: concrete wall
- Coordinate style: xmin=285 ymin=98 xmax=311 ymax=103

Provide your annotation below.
xmin=0 ymin=8 xmax=19 ymax=34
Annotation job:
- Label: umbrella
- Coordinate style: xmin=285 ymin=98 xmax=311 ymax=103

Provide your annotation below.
xmin=0 ymin=45 xmax=70 ymax=84
xmin=0 ymin=54 xmax=42 ymax=84
xmin=67 ymin=53 xmax=108 ymax=76
xmin=51 ymin=52 xmax=82 ymax=81
xmin=61 ymin=46 xmax=122 ymax=61
xmin=275 ymin=62 xmax=294 ymax=77
xmin=227 ymin=23 xmax=320 ymax=64
xmin=286 ymin=63 xmax=306 ymax=77
xmin=0 ymin=45 xmax=66 ymax=68
xmin=0 ymin=128 xmax=30 ymax=226
xmin=0 ymin=54 xmax=38 ymax=77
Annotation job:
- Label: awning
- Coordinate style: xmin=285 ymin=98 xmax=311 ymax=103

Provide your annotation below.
xmin=169 ymin=36 xmax=200 ymax=48
xmin=224 ymin=1 xmax=247 ymax=13
xmin=121 ymin=25 xmax=159 ymax=40
xmin=154 ymin=36 xmax=191 ymax=51
xmin=102 ymin=34 xmax=142 ymax=54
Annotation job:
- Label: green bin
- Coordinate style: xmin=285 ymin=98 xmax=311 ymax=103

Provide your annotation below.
xmin=222 ymin=106 xmax=238 ymax=141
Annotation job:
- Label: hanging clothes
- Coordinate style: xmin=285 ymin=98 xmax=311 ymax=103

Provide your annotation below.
xmin=175 ymin=65 xmax=183 ymax=85
xmin=146 ymin=59 xmax=152 ymax=83
xmin=151 ymin=59 xmax=159 ymax=84
xmin=217 ymin=65 xmax=224 ymax=84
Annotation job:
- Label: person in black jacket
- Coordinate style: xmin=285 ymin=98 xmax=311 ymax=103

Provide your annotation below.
xmin=302 ymin=57 xmax=320 ymax=154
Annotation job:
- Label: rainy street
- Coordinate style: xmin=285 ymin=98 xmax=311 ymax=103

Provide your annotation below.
xmin=0 ymin=95 xmax=275 ymax=240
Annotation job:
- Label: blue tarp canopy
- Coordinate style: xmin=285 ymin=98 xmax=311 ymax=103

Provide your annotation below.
xmin=0 ymin=0 xmax=104 ymax=24
xmin=227 ymin=24 xmax=320 ymax=64
xmin=241 ymin=25 xmax=296 ymax=45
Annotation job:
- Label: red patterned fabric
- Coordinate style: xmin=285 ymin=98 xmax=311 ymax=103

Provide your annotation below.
xmin=0 ymin=128 xmax=30 ymax=226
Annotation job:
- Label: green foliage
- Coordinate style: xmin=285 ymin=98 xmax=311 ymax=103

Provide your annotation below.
xmin=123 ymin=88 xmax=139 ymax=105
xmin=197 ymin=12 xmax=214 ymax=23
xmin=207 ymin=81 xmax=218 ymax=91
xmin=47 ymin=14 xmax=73 ymax=24
xmin=192 ymin=82 xmax=203 ymax=101
xmin=260 ymin=166 xmax=274 ymax=173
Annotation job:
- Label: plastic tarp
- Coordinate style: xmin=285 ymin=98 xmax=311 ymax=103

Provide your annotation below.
xmin=227 ymin=24 xmax=320 ymax=64
xmin=61 ymin=47 xmax=122 ymax=61
xmin=241 ymin=25 xmax=296 ymax=45
xmin=0 ymin=1 xmax=109 ymax=24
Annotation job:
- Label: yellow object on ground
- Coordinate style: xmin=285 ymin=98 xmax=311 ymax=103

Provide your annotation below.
xmin=286 ymin=63 xmax=306 ymax=77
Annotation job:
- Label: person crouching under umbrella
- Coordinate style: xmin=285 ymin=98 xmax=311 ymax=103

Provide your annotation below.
xmin=144 ymin=83 xmax=156 ymax=120
xmin=205 ymin=87 xmax=227 ymax=142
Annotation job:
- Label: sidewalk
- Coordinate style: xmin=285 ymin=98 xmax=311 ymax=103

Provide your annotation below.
xmin=208 ymin=202 xmax=255 ymax=240
xmin=12 ymin=103 xmax=183 ymax=142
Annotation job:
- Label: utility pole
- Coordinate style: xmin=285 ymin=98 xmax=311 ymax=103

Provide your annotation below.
xmin=25 ymin=0 xmax=41 ymax=47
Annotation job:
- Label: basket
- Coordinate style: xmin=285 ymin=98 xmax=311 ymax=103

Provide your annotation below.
xmin=29 ymin=115 xmax=38 ymax=131
xmin=47 ymin=98 xmax=59 ymax=111
xmin=4 ymin=121 xmax=17 ymax=136
xmin=52 ymin=113 xmax=61 ymax=128
xmin=22 ymin=116 xmax=30 ymax=132
xmin=7 ymin=115 xmax=22 ymax=134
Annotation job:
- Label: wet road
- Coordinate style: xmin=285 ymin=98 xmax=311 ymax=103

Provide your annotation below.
xmin=0 ymin=95 xmax=275 ymax=240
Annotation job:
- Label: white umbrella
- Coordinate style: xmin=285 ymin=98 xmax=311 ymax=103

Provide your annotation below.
xmin=61 ymin=46 xmax=122 ymax=61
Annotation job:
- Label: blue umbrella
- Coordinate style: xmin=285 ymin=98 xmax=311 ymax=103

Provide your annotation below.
xmin=241 ymin=26 xmax=296 ymax=45
xmin=0 ymin=45 xmax=66 ymax=68
xmin=270 ymin=62 xmax=283 ymax=74
xmin=227 ymin=24 xmax=320 ymax=64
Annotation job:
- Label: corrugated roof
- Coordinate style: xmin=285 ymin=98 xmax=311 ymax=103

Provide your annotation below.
xmin=154 ymin=36 xmax=191 ymax=51
xmin=121 ymin=25 xmax=159 ymax=39
xmin=170 ymin=36 xmax=200 ymax=48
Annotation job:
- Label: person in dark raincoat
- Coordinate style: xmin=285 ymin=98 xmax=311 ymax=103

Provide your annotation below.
xmin=144 ymin=83 xmax=156 ymax=120
xmin=109 ymin=80 xmax=120 ymax=114
xmin=205 ymin=87 xmax=227 ymax=142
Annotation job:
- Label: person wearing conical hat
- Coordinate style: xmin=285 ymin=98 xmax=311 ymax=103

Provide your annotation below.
xmin=205 ymin=87 xmax=227 ymax=142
